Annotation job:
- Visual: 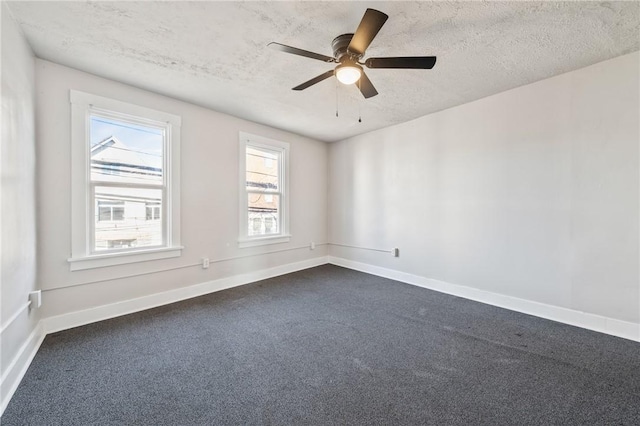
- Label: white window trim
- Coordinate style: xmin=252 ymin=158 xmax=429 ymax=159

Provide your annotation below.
xmin=68 ymin=90 xmax=182 ymax=271
xmin=238 ymin=132 xmax=290 ymax=248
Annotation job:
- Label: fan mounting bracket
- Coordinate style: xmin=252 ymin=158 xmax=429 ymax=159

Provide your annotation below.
xmin=332 ymin=33 xmax=362 ymax=63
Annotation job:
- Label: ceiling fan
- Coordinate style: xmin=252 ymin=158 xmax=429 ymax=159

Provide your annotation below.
xmin=268 ymin=8 xmax=436 ymax=99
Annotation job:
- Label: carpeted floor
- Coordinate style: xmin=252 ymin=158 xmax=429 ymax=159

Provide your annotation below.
xmin=3 ymin=264 xmax=640 ymax=425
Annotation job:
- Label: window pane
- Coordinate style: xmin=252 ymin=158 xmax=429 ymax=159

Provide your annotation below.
xmin=112 ymin=206 xmax=125 ymax=221
xmin=98 ymin=207 xmax=111 ymax=221
xmin=145 ymin=202 xmax=161 ymax=220
xmin=94 ymin=186 xmax=163 ymax=251
xmin=246 ymin=147 xmax=278 ymax=192
xmin=90 ymin=115 xmax=163 ymax=185
xmin=248 ymin=193 xmax=279 ymax=236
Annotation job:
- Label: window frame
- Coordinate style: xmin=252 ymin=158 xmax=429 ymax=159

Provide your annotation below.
xmin=238 ymin=132 xmax=290 ymax=248
xmin=68 ymin=90 xmax=182 ymax=271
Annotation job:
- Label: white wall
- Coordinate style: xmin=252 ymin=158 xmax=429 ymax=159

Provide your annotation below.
xmin=35 ymin=60 xmax=328 ymax=318
xmin=1 ymin=3 xmax=40 ymax=409
xmin=329 ymin=52 xmax=639 ymax=326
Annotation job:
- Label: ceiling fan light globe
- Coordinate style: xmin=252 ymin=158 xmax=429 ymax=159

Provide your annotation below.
xmin=336 ymin=66 xmax=362 ymax=85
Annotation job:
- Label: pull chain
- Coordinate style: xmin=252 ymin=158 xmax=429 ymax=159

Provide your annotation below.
xmin=335 ymin=79 xmax=339 ymax=118
xmin=335 ymin=78 xmax=363 ymax=122
xmin=358 ymin=78 xmax=362 ymax=123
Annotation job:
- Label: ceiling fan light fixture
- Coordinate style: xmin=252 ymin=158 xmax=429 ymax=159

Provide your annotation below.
xmin=336 ymin=62 xmax=362 ymax=85
xmin=270 ymin=8 xmax=436 ymax=99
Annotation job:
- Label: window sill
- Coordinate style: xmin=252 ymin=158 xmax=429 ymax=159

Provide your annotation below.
xmin=68 ymin=246 xmax=184 ymax=271
xmin=238 ymin=235 xmax=291 ymax=248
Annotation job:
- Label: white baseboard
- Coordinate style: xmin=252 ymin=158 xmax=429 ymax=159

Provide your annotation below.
xmin=43 ymin=256 xmax=329 ymax=334
xmin=0 ymin=322 xmax=46 ymax=416
xmin=4 ymin=254 xmax=636 ymax=418
xmin=328 ymin=256 xmax=640 ymax=342
xmin=2 ymin=256 xmax=328 ymax=417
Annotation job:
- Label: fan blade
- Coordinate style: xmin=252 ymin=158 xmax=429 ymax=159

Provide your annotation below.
xmin=358 ymin=71 xmax=378 ymax=99
xmin=365 ymin=56 xmax=437 ymax=69
xmin=292 ymin=70 xmax=335 ymax=91
xmin=347 ymin=9 xmax=389 ymax=56
xmin=268 ymin=42 xmax=335 ymax=63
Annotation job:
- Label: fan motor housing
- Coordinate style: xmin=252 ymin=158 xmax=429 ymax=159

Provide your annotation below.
xmin=332 ymin=33 xmax=359 ymax=62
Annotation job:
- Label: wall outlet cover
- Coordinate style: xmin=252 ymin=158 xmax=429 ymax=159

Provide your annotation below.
xmin=29 ymin=290 xmax=42 ymax=308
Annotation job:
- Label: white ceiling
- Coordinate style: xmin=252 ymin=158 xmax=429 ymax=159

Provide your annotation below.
xmin=7 ymin=1 xmax=639 ymax=142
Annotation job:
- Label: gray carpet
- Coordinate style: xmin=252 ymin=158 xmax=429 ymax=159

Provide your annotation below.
xmin=3 ymin=264 xmax=640 ymax=425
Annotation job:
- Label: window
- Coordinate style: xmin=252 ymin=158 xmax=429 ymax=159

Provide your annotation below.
xmin=68 ymin=90 xmax=182 ymax=271
xmin=239 ymin=132 xmax=290 ymax=247
xmin=146 ymin=202 xmax=161 ymax=221
xmin=97 ymin=200 xmax=125 ymax=221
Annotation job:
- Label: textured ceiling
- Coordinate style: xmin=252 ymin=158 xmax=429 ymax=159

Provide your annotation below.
xmin=6 ymin=1 xmax=639 ymax=142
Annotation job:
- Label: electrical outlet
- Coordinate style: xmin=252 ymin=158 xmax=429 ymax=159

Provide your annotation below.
xmin=29 ymin=290 xmax=42 ymax=308
xmin=202 ymin=258 xmax=210 ymax=269
xmin=393 ymin=248 xmax=399 ymax=257
xmin=310 ymin=242 xmax=316 ymax=250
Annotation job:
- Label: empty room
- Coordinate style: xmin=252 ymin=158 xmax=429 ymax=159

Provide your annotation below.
xmin=1 ymin=1 xmax=639 ymax=424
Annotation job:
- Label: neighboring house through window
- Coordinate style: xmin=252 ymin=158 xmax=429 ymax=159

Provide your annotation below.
xmin=68 ymin=90 xmax=182 ymax=271
xmin=238 ymin=132 xmax=290 ymax=247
